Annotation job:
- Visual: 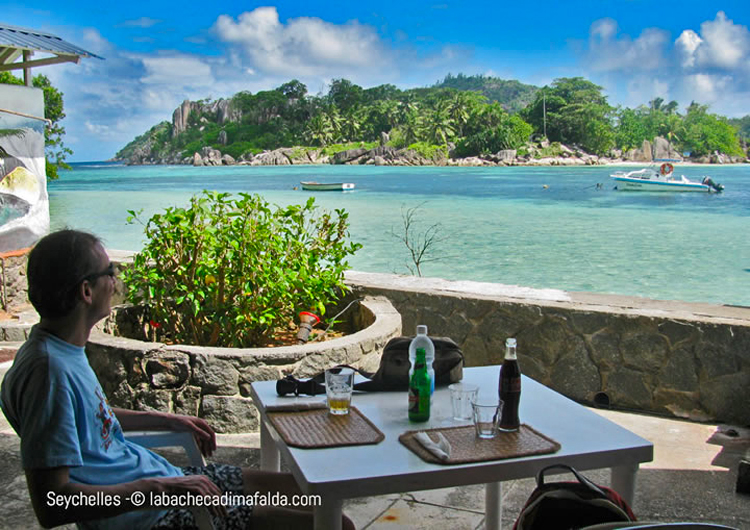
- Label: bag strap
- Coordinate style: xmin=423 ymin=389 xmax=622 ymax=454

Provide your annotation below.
xmin=536 ymin=464 xmax=608 ymax=498
xmin=310 ymin=364 xmax=376 ymax=384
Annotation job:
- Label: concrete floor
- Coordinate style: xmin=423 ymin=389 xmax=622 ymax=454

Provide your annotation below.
xmin=1 ymin=359 xmax=749 ymax=529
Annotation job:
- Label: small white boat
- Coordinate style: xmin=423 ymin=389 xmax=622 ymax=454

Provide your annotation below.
xmin=611 ymin=161 xmax=723 ymax=193
xmin=300 ymin=181 xmax=355 ymax=191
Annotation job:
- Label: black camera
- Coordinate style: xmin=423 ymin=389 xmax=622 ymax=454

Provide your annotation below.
xmin=275 ymin=375 xmax=325 ymax=396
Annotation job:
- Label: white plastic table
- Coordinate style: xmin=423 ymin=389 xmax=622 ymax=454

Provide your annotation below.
xmin=250 ymin=366 xmax=653 ymax=530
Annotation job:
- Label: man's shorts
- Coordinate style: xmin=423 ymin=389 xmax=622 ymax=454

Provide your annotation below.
xmin=151 ymin=463 xmax=252 ymax=530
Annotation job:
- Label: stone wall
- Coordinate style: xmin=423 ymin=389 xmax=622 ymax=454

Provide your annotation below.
xmin=0 ymin=249 xmax=30 ymax=313
xmin=85 ymin=296 xmax=402 ymax=432
xmin=345 ymin=272 xmax=750 ymax=426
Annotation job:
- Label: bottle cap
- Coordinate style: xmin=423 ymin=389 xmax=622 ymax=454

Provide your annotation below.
xmin=416 ymin=325 xmax=428 ymax=335
xmin=506 ymin=338 xmax=517 ymax=347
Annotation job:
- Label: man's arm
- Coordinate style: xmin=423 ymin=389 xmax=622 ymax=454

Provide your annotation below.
xmin=113 ymin=408 xmax=217 ymax=457
xmin=25 ymin=465 xmax=226 ymax=528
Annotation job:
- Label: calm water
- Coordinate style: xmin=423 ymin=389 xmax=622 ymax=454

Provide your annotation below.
xmin=49 ymin=163 xmax=750 ymax=307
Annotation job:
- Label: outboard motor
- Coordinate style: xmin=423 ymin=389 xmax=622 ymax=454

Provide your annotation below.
xmin=702 ymin=177 xmax=724 ymax=193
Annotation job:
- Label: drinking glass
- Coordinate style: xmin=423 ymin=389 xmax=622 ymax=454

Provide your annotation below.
xmin=449 ymin=383 xmax=479 ymax=421
xmin=325 ymin=367 xmax=354 ymax=415
xmin=472 ymin=401 xmax=502 ymax=439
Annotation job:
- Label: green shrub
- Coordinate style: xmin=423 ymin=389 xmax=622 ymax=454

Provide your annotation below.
xmin=222 ymin=142 xmax=257 ymax=159
xmin=123 ymin=192 xmax=362 ymax=347
xmin=533 ymin=142 xmax=564 ymax=159
xmin=407 ymin=142 xmax=448 ymax=160
xmin=321 ymin=142 xmax=378 ymax=156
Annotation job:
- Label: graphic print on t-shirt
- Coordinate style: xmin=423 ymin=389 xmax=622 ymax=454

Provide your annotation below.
xmin=94 ymin=387 xmax=116 ymax=451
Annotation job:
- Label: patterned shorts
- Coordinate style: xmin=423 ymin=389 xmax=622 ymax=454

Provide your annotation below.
xmin=151 ymin=463 xmax=252 ymax=530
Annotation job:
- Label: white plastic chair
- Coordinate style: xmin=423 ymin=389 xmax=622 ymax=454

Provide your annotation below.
xmin=127 ymin=430 xmax=214 ymax=530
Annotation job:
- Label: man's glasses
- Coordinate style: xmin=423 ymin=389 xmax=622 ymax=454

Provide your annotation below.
xmin=81 ymin=262 xmax=116 ymax=284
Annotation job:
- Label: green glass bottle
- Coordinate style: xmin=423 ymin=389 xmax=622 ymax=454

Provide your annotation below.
xmin=408 ymin=347 xmax=431 ymax=422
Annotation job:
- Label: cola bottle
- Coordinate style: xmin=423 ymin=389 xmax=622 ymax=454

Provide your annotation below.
xmin=498 ymin=338 xmax=521 ymax=431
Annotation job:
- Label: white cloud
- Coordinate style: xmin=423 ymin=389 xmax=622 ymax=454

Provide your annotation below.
xmin=139 ymin=55 xmax=214 ymax=86
xmin=586 ymin=18 xmax=669 ymax=72
xmin=213 ymin=7 xmax=391 ymax=76
xmin=685 ymin=11 xmax=750 ymax=70
xmin=682 ymin=73 xmax=732 ymax=103
xmin=581 ymin=12 xmax=750 ymax=118
xmin=675 ymin=30 xmax=702 ymax=68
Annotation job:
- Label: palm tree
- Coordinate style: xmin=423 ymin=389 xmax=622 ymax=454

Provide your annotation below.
xmin=424 ymin=104 xmax=455 ymax=146
xmin=447 ymin=91 xmax=485 ymax=137
xmin=304 ymin=114 xmax=333 ymax=147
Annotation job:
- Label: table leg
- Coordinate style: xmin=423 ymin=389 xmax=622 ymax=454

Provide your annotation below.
xmin=611 ymin=463 xmax=638 ymax=506
xmin=485 ymin=481 xmax=502 ymax=530
xmin=314 ymin=497 xmax=343 ymax=530
xmin=260 ymin=420 xmax=280 ymax=472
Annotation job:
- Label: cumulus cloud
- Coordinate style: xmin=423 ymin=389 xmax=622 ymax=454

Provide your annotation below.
xmin=677 ymin=11 xmax=750 ymax=70
xmin=212 ymin=7 xmax=391 ymax=77
xmin=675 ymin=30 xmax=702 ymax=68
xmin=581 ymin=11 xmax=749 ymax=117
xmin=586 ymin=18 xmax=670 ymax=72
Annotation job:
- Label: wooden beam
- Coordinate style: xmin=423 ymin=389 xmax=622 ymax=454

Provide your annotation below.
xmin=0 ymin=54 xmax=80 ymax=72
xmin=0 ymin=47 xmax=21 ymax=64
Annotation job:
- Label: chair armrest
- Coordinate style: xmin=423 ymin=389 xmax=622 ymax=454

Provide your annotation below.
xmin=126 ymin=430 xmax=207 ymax=467
xmin=126 ymin=430 xmax=214 ymax=530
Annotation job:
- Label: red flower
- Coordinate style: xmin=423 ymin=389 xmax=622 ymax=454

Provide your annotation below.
xmin=149 ymin=320 xmax=162 ymax=329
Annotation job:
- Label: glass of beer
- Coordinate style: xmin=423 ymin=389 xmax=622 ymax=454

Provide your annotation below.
xmin=325 ymin=367 xmax=354 ymax=415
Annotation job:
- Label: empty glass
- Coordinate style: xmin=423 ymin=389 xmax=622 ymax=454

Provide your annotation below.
xmin=449 ymin=383 xmax=479 ymax=421
xmin=472 ymin=401 xmax=503 ymax=439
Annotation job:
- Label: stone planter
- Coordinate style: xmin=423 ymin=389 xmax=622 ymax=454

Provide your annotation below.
xmin=86 ymin=296 xmax=401 ymax=433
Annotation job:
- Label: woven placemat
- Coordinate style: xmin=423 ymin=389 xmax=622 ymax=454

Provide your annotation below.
xmin=399 ymin=424 xmax=560 ymax=465
xmin=268 ymin=406 xmax=385 ymax=449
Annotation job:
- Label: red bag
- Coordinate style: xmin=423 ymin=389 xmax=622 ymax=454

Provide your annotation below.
xmin=514 ymin=465 xmax=636 ymax=530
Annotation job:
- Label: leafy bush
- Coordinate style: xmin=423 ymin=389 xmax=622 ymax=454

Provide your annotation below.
xmin=320 ymin=141 xmax=378 ymax=156
xmin=123 ymin=192 xmax=362 ymax=347
xmin=533 ymin=142 xmax=564 ymax=159
xmin=407 ymin=142 xmax=448 ymax=160
xmin=222 ymin=141 xmax=258 ymax=159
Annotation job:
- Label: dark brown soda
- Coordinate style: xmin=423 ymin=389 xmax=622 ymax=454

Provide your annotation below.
xmin=498 ymin=339 xmax=521 ymax=431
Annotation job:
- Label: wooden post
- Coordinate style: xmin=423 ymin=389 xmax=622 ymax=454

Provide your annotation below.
xmin=22 ymin=50 xmax=32 ymax=86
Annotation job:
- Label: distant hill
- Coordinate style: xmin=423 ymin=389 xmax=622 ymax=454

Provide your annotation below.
xmin=433 ymin=73 xmax=538 ymax=113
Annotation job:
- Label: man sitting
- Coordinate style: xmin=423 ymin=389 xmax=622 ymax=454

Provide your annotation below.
xmin=1 ymin=229 xmax=354 ymax=529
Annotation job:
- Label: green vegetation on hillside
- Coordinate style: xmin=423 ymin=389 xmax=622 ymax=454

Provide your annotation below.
xmin=435 ymin=73 xmax=537 ymax=113
xmin=116 ymin=74 xmax=748 ymax=163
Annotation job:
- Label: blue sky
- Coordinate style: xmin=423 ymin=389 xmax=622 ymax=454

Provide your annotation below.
xmin=4 ymin=1 xmax=749 ymax=161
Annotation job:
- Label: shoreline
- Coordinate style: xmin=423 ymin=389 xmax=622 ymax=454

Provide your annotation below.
xmin=108 ymin=159 xmax=749 ymax=168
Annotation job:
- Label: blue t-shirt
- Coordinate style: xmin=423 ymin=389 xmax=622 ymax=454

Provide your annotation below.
xmin=1 ymin=326 xmax=183 ymax=530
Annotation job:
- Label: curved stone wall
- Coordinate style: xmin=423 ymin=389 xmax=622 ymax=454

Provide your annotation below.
xmin=346 ymin=271 xmax=750 ymax=426
xmin=85 ymin=296 xmax=402 ymax=432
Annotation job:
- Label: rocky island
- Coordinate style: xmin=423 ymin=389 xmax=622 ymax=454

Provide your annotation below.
xmin=114 ymin=75 xmax=749 ymax=168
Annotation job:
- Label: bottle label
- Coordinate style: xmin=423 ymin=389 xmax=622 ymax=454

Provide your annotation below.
xmin=408 ymin=387 xmax=419 ymax=413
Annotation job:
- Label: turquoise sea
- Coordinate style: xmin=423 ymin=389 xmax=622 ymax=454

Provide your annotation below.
xmin=49 ymin=163 xmax=750 ymax=307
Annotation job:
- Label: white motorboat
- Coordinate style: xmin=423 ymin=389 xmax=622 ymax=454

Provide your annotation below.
xmin=300 ymin=181 xmax=355 ymax=191
xmin=611 ymin=161 xmax=723 ymax=193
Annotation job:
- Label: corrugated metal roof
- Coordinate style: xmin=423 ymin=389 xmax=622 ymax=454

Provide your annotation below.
xmin=0 ymin=23 xmax=103 ymax=60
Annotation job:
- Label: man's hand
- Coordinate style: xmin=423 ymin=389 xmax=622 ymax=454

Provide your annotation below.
xmin=166 ymin=414 xmax=218 ymax=458
xmin=113 ymin=409 xmax=217 ymax=457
